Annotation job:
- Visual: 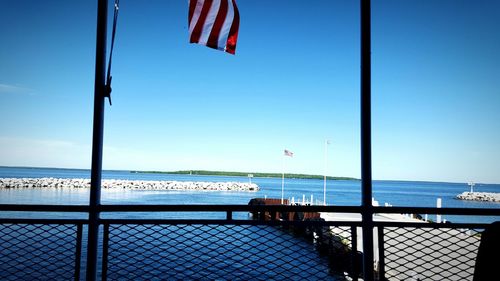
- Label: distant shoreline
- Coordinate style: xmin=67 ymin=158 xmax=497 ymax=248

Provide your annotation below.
xmin=3 ymin=166 xmax=499 ymax=185
xmin=129 ymin=170 xmax=359 ymax=181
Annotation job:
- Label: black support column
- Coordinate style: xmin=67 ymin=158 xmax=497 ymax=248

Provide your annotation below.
xmin=360 ymin=0 xmax=374 ymax=280
xmin=86 ymin=0 xmax=108 ymax=280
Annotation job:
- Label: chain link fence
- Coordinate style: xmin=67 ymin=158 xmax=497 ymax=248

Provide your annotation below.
xmin=0 ymin=208 xmax=494 ymax=280
xmin=102 ymin=223 xmax=351 ymax=280
xmin=0 ymin=222 xmax=83 ymax=281
xmin=380 ymin=226 xmax=483 ymax=281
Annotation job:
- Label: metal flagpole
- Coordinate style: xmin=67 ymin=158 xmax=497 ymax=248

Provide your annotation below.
xmin=87 ymin=0 xmax=108 ymax=280
xmin=281 ymin=153 xmax=285 ymax=204
xmin=360 ymin=0 xmax=374 ymax=280
xmin=323 ymin=139 xmax=329 ymax=206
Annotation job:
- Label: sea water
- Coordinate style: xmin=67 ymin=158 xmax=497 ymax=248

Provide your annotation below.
xmin=0 ymin=166 xmax=499 ymax=223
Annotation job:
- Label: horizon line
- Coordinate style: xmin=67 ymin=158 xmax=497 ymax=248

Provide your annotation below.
xmin=1 ymin=165 xmax=498 ymax=186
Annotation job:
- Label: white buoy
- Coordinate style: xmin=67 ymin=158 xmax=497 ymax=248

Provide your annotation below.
xmin=302 ymin=194 xmax=305 ymax=205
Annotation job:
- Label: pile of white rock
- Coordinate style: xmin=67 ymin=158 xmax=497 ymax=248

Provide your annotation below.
xmin=456 ymin=192 xmax=500 ymax=203
xmin=0 ymin=178 xmax=259 ymax=192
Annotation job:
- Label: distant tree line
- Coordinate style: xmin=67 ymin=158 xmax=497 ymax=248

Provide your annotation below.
xmin=130 ymin=170 xmax=358 ymax=181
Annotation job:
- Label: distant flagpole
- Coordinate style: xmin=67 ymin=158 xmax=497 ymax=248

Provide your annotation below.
xmin=281 ymin=154 xmax=285 ymax=204
xmin=323 ymin=140 xmax=330 ymax=206
xmin=282 ymin=149 xmax=294 ymax=204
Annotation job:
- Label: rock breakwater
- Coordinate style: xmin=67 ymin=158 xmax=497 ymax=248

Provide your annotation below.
xmin=0 ymin=178 xmax=259 ymax=192
xmin=456 ymin=192 xmax=500 ymax=203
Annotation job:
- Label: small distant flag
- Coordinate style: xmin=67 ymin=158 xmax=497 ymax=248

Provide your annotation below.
xmin=188 ymin=0 xmax=240 ymax=54
xmin=284 ymin=149 xmax=294 ymax=157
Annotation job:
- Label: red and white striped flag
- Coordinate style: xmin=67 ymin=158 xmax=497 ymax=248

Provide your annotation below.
xmin=188 ymin=0 xmax=240 ymax=54
xmin=284 ymin=149 xmax=294 ymax=157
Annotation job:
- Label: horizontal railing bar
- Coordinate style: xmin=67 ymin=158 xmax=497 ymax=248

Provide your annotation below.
xmin=99 ymin=218 xmax=363 ymax=227
xmin=373 ymin=206 xmax=500 ymax=216
xmin=97 ymin=204 xmax=363 ymax=212
xmin=0 ymin=204 xmax=90 ymax=212
xmin=100 ymin=205 xmax=500 ymax=216
xmin=373 ymin=221 xmax=491 ymax=229
xmin=0 ymin=204 xmax=498 ymax=216
xmin=0 ymin=217 xmax=355 ymax=225
xmin=0 ymin=217 xmax=362 ymax=226
xmin=0 ymin=218 xmax=88 ymax=224
xmin=0 ymin=216 xmax=492 ymax=228
xmin=0 ymin=218 xmax=492 ymax=229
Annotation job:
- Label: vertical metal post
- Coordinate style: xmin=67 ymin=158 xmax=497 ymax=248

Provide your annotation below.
xmin=351 ymin=226 xmax=359 ymax=281
xmin=87 ymin=0 xmax=108 ymax=280
xmin=377 ymin=226 xmax=385 ymax=280
xmin=360 ymin=0 xmax=374 ymax=281
xmin=74 ymin=224 xmax=83 ymax=281
xmin=102 ymin=224 xmax=110 ymax=281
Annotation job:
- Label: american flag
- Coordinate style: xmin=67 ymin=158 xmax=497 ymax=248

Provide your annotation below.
xmin=284 ymin=149 xmax=294 ymax=157
xmin=188 ymin=0 xmax=240 ymax=54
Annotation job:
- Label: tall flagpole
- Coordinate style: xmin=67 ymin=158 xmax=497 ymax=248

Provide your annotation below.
xmin=281 ymin=153 xmax=285 ymax=204
xmin=87 ymin=0 xmax=108 ymax=280
xmin=282 ymin=149 xmax=293 ymax=204
xmin=323 ymin=140 xmax=329 ymax=206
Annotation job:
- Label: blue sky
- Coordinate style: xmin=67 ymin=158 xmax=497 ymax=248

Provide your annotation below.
xmin=1 ymin=0 xmax=499 ymax=184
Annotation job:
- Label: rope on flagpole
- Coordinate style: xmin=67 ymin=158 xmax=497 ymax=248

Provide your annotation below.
xmin=104 ymin=0 xmax=120 ymax=105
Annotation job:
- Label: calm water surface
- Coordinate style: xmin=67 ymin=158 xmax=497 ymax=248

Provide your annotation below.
xmin=1 ymin=167 xmax=499 ymax=223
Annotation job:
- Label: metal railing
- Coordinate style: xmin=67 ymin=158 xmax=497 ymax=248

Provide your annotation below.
xmin=376 ymin=222 xmax=483 ymax=281
xmin=1 ymin=204 xmax=499 ymax=280
xmin=0 ymin=219 xmax=84 ymax=281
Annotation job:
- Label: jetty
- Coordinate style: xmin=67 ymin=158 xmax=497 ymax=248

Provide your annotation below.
xmin=0 ymin=178 xmax=259 ymax=192
xmin=456 ymin=192 xmax=500 ymax=203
